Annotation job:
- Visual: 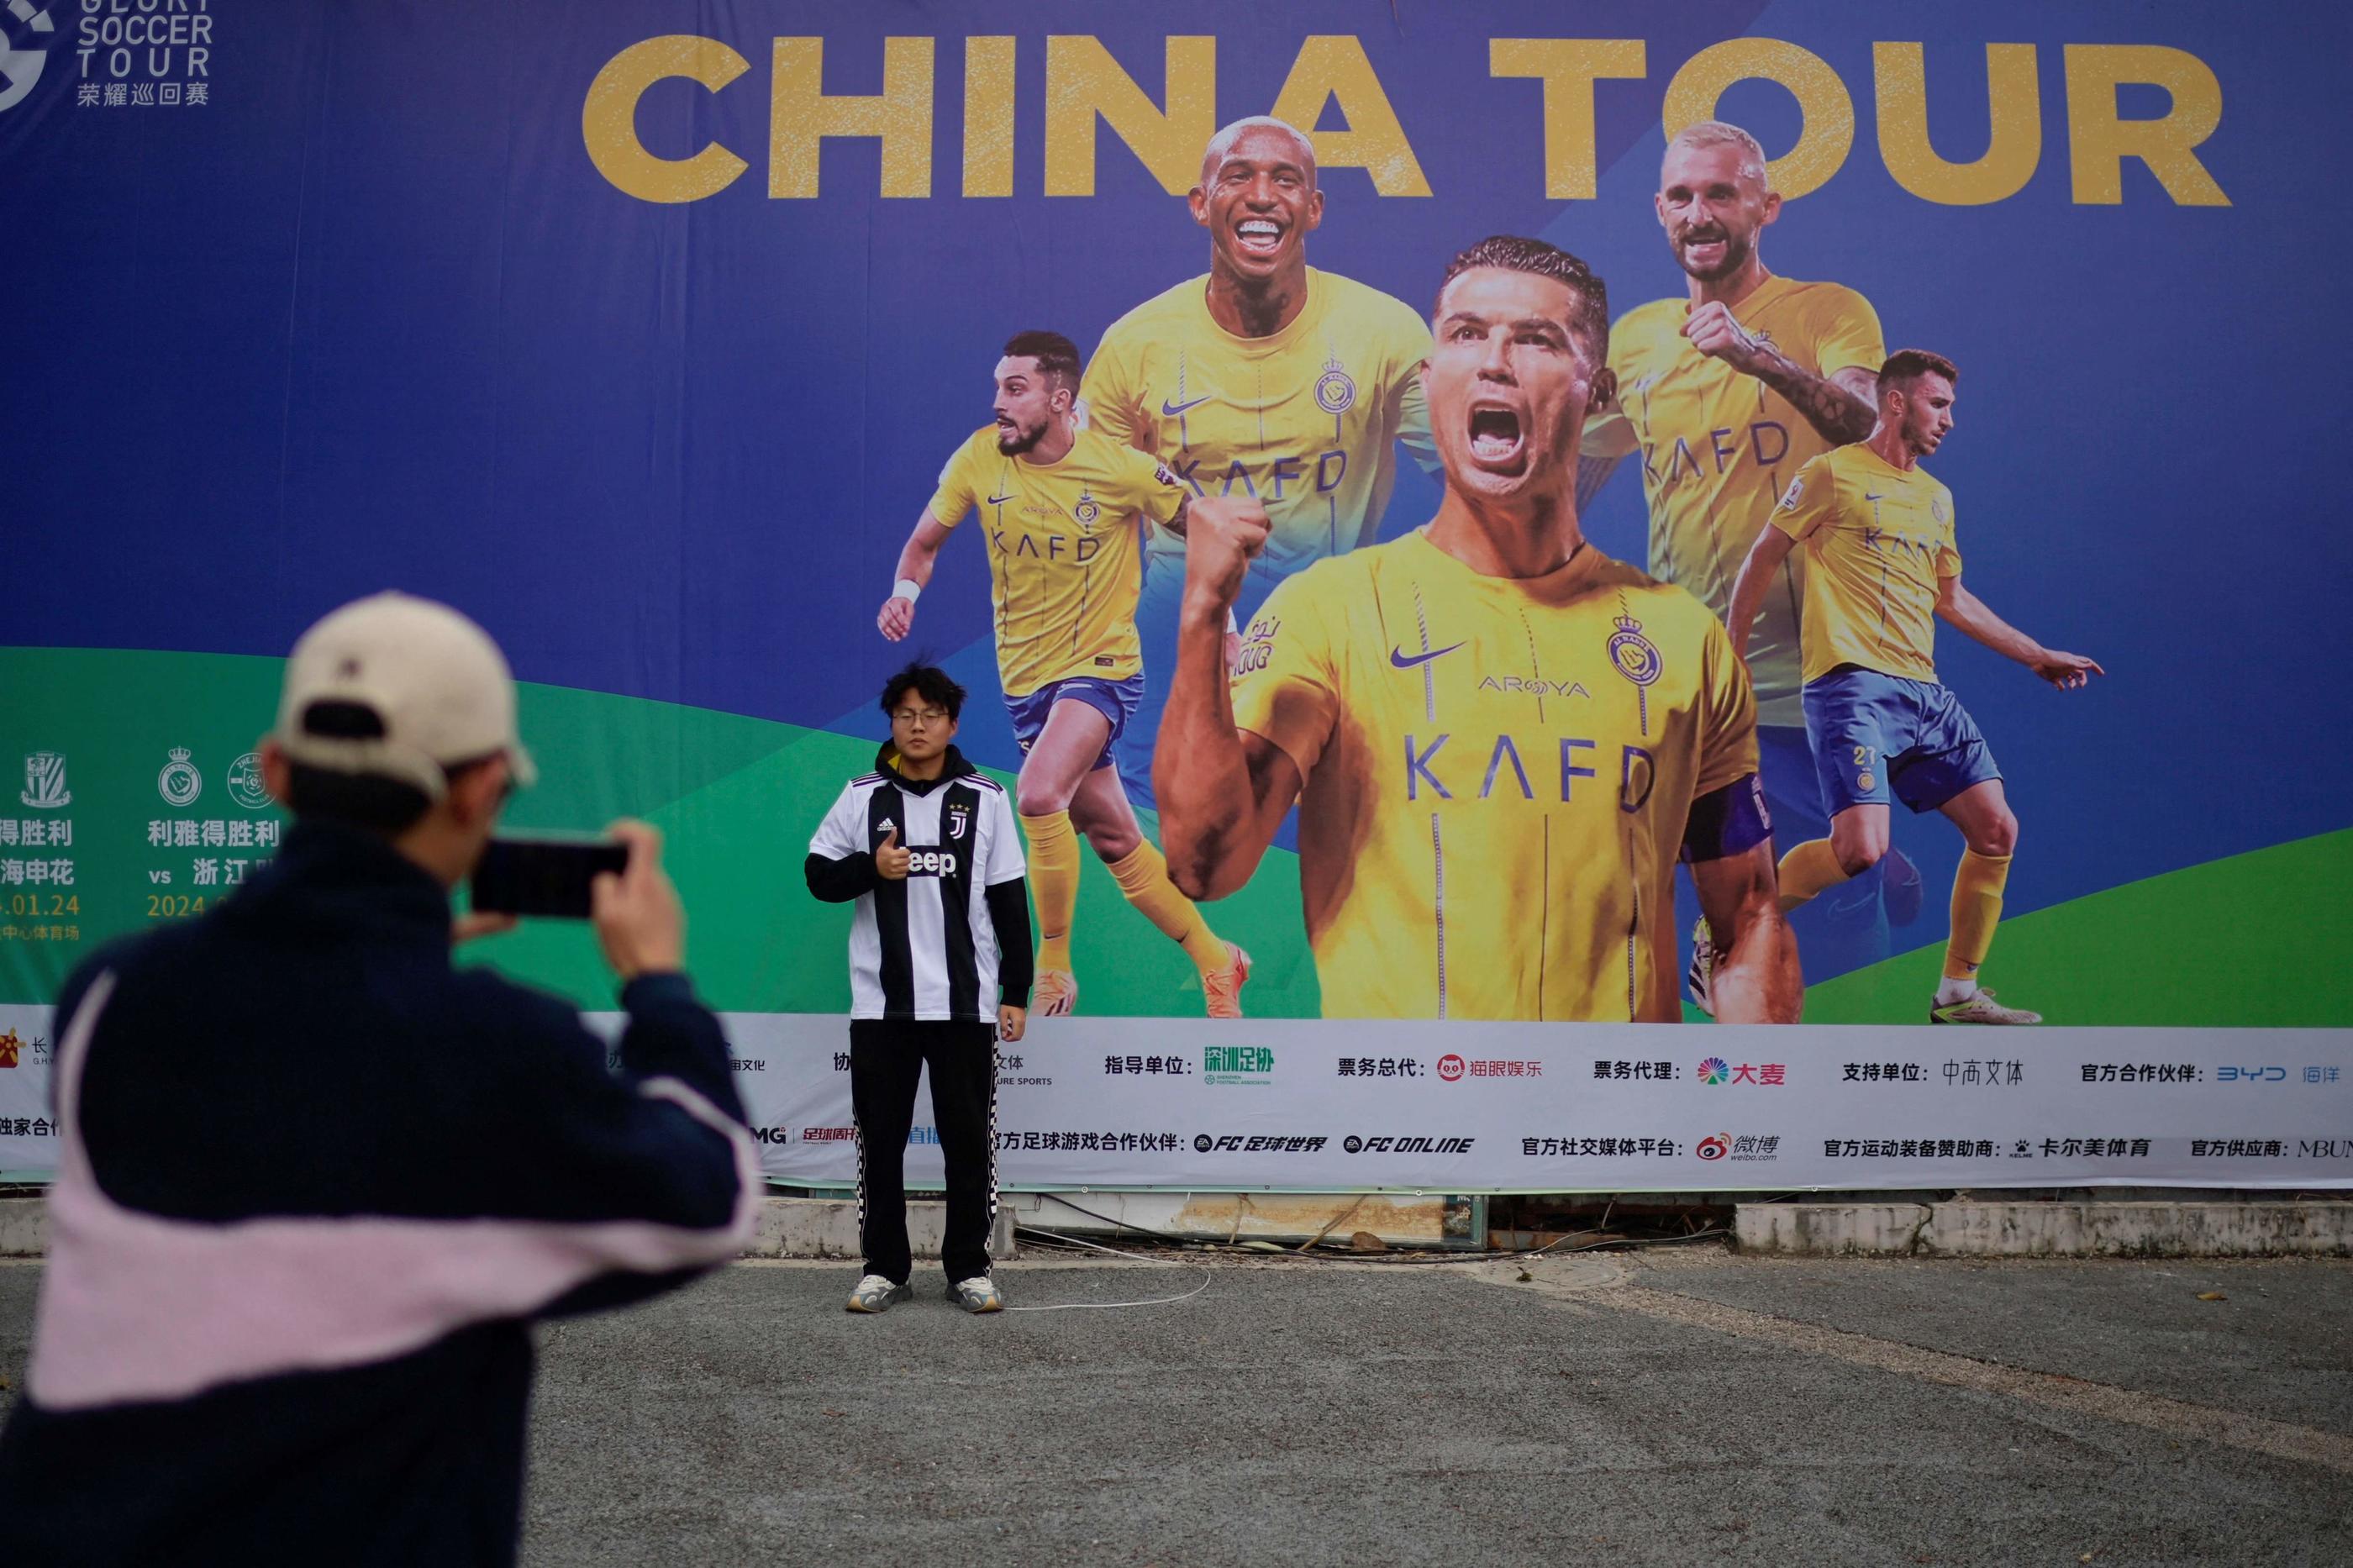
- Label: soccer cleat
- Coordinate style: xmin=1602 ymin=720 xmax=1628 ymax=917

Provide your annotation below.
xmin=1929 ymin=988 xmax=2042 ymax=1025
xmin=1033 ymin=969 xmax=1079 ymax=1017
xmin=846 ymin=1274 xmax=913 ymax=1313
xmin=1883 ymin=845 xmax=1924 ymax=928
xmin=1685 ymin=918 xmax=1717 ymax=1018
xmin=1204 ymin=944 xmax=1252 ymax=1018
xmin=947 ymin=1276 xmax=1004 ymax=1313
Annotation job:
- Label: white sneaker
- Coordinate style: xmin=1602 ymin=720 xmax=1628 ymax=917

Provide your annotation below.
xmin=846 ymin=1274 xmax=913 ymax=1313
xmin=1929 ymin=988 xmax=2042 ymax=1025
xmin=947 ymin=1276 xmax=1003 ymax=1313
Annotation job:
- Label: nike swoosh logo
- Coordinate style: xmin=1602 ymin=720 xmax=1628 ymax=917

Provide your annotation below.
xmin=1390 ymin=642 xmax=1466 ymax=669
xmin=1161 ymin=395 xmax=1213 ymax=417
xmin=1862 ymin=492 xmax=1883 ymax=502
xmin=987 ymin=492 xmax=1014 ymax=506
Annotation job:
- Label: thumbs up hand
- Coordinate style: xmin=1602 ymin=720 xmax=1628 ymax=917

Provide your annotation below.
xmin=874 ymin=826 xmax=911 ymax=881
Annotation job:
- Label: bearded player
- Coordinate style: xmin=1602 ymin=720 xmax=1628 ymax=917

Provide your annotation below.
xmin=1155 ymin=238 xmax=1799 ymax=1023
xmin=1582 ymin=120 xmax=1910 ymax=997
xmin=1083 ymin=116 xmax=1438 ymax=810
xmin=879 ymin=332 xmax=1250 ymax=1018
xmin=1725 ymin=351 xmax=2103 ymax=1024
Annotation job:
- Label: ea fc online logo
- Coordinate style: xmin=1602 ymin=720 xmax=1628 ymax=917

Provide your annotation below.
xmin=0 ymin=1 xmax=56 ymax=114
xmin=1696 ymin=1133 xmax=1731 ymax=1161
xmin=1697 ymin=1056 xmax=1730 ymax=1085
xmin=1436 ymin=1054 xmax=1466 ymax=1082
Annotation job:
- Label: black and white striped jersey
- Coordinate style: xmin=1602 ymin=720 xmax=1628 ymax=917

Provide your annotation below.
xmin=808 ymin=751 xmax=1028 ymax=1021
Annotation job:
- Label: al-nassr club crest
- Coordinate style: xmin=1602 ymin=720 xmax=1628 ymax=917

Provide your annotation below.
xmin=1314 ymin=356 xmax=1356 ymax=415
xmin=1073 ymin=488 xmax=1100 ymax=527
xmin=1607 ymin=613 xmax=1662 ymax=688
xmin=158 ymin=746 xmax=202 ymax=808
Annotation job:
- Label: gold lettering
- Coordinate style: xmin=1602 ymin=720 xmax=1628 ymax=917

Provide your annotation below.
xmin=581 ymin=36 xmax=750 ymax=204
xmin=1664 ymin=38 xmax=1853 ymax=200
xmin=770 ymin=36 xmax=936 ymax=199
xmin=1488 ymin=39 xmax=1646 ymax=200
xmin=963 ymin=37 xmax=1017 ymax=197
xmin=1875 ymin=43 xmax=2040 ymax=206
xmin=2063 ymin=45 xmax=2228 ymax=206
xmin=1044 ymin=34 xmax=1217 ymax=197
xmin=1269 ymin=35 xmax=1429 ymax=197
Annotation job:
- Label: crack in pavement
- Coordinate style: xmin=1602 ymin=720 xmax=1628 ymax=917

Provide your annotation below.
xmin=1469 ymin=1256 xmax=2353 ymax=1476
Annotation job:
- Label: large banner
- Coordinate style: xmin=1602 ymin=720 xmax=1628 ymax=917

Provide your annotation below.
xmin=4 ymin=2 xmax=2347 ymax=1182
xmin=8 ymin=1007 xmax=2347 ymax=1190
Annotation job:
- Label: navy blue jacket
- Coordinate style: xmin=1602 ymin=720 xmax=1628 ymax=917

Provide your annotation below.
xmin=0 ymin=823 xmax=759 ymax=1565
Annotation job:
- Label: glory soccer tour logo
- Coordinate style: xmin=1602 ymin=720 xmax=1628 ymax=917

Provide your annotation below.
xmin=21 ymin=752 xmax=70 ymax=809
xmin=0 ymin=0 xmax=54 ymax=112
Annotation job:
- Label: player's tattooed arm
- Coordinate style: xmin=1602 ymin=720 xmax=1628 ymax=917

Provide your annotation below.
xmin=1691 ymin=839 xmax=1803 ymax=1023
xmin=1683 ymin=303 xmax=1876 ymax=444
xmin=1935 ymin=577 xmax=2106 ymax=690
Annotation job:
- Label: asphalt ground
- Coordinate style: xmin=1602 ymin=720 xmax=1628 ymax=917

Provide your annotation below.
xmin=2 ymin=1248 xmax=2348 ymax=1566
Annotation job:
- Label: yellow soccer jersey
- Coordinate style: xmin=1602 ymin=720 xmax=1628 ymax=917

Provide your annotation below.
xmin=1229 ymin=530 xmax=1761 ymax=1022
xmin=1082 ymin=268 xmax=1436 ymax=581
xmin=928 ymin=425 xmax=1183 ymax=698
xmin=1771 ymin=444 xmax=1961 ymax=686
xmin=1583 ymin=276 xmax=1884 ymax=727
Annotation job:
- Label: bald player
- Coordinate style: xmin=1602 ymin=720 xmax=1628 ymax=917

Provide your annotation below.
xmin=1083 ymin=116 xmax=1438 ymax=811
xmin=1155 ymin=236 xmax=1800 ymax=1023
xmin=1582 ymin=120 xmax=1907 ymax=1002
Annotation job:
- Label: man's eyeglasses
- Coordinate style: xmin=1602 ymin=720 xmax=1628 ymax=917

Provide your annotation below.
xmin=892 ymin=708 xmax=951 ymax=728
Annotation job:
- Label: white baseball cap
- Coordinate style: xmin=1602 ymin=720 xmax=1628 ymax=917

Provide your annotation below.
xmin=271 ymin=592 xmax=536 ymax=799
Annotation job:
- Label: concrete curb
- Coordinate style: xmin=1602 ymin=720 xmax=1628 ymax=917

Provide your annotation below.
xmin=0 ymin=1196 xmax=1015 ymax=1262
xmin=1734 ymin=1201 xmax=2353 ymax=1257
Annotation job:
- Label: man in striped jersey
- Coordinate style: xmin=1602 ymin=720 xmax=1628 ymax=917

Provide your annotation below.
xmin=806 ymin=663 xmax=1033 ymax=1313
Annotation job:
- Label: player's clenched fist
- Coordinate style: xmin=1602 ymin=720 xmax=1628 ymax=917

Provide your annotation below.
xmin=1181 ymin=495 xmax=1272 ymax=613
xmin=1682 ymin=300 xmax=1766 ymax=374
xmin=877 ymin=596 xmax=916 ymax=640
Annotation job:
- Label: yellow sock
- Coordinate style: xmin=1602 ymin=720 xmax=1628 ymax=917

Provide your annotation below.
xmin=1022 ymin=810 xmax=1080 ymax=973
xmin=1106 ymin=839 xmax=1232 ymax=976
xmin=1945 ymin=850 xmax=2012 ymax=981
xmin=1775 ymin=838 xmax=1851 ymax=914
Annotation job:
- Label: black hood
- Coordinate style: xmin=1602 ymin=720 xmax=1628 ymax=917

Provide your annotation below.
xmin=873 ymin=740 xmax=979 ymax=795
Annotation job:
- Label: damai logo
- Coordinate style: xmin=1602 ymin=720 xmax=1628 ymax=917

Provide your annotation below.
xmin=1314 ymin=357 xmax=1357 ymax=416
xmin=0 ymin=0 xmax=56 ymax=114
xmin=1607 ymin=612 xmax=1662 ymax=688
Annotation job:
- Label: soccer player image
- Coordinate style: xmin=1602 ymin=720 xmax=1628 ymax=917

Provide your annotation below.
xmin=1724 ymin=350 xmax=2103 ymax=1024
xmin=1082 ymin=116 xmax=1438 ymax=809
xmin=878 ymin=332 xmax=1250 ymax=1018
xmin=1581 ymin=120 xmax=1904 ymax=991
xmin=1155 ymin=237 xmax=1801 ymax=1023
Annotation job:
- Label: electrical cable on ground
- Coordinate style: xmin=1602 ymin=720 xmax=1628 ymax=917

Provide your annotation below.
xmin=1002 ymin=1225 xmax=1214 ymax=1312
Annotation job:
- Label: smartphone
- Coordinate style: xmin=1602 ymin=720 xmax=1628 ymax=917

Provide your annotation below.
xmin=471 ymin=836 xmax=629 ymax=919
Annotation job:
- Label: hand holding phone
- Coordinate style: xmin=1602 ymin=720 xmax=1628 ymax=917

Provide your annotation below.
xmin=471 ymin=837 xmax=629 ymax=919
xmin=588 ymin=821 xmax=685 ymax=981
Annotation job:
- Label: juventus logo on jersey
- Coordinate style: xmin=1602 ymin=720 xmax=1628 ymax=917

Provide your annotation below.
xmin=946 ymin=802 xmax=971 ymax=841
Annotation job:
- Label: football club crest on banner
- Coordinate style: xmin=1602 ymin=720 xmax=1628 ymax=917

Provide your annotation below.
xmin=226 ymin=751 xmax=271 ymax=810
xmin=1315 ymin=356 xmax=1356 ymax=415
xmin=21 ymin=750 xmax=69 ymax=809
xmin=1607 ymin=613 xmax=1662 ymax=688
xmin=158 ymin=746 xmax=203 ymax=808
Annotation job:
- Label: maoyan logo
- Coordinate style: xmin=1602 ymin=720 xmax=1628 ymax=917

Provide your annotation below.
xmin=1 ymin=2 xmax=57 ymax=113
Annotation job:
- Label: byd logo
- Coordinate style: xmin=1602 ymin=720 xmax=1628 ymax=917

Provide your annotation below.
xmin=1436 ymin=1054 xmax=1465 ymax=1082
xmin=0 ymin=1 xmax=56 ymax=113
xmin=2217 ymin=1066 xmax=2287 ymax=1082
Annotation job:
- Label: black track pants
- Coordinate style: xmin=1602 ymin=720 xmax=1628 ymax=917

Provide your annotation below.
xmin=848 ymin=1018 xmax=998 ymax=1285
